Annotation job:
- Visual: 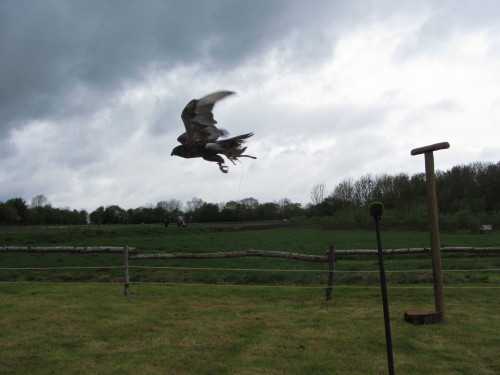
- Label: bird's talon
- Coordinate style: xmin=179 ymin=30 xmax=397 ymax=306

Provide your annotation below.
xmin=219 ymin=164 xmax=229 ymax=173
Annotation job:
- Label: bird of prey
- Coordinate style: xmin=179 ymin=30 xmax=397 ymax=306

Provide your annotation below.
xmin=171 ymin=91 xmax=256 ymax=173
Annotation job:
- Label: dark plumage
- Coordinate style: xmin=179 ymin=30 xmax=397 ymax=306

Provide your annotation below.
xmin=171 ymin=91 xmax=256 ymax=173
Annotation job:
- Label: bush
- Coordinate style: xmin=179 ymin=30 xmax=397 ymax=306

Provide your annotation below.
xmin=290 ymin=206 xmax=434 ymax=231
xmin=290 ymin=206 xmax=500 ymax=233
xmin=450 ymin=209 xmax=481 ymax=233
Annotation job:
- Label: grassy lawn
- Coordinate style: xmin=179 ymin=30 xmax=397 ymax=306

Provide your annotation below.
xmin=0 ymin=283 xmax=499 ymax=375
xmin=0 ymin=226 xmax=499 ymax=373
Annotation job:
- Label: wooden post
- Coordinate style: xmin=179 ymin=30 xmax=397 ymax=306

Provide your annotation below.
xmin=424 ymin=151 xmax=445 ymax=320
xmin=325 ymin=245 xmax=336 ymax=301
xmin=123 ymin=245 xmax=130 ymax=296
xmin=411 ymin=142 xmax=449 ymax=322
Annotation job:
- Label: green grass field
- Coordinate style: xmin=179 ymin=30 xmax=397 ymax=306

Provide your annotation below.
xmin=1 ymin=226 xmax=499 ymax=374
xmin=1 ymin=284 xmax=499 ymax=374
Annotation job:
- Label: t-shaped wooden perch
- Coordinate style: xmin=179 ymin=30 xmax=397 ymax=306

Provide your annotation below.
xmin=410 ymin=142 xmax=450 ymax=156
xmin=410 ymin=141 xmax=450 ymax=323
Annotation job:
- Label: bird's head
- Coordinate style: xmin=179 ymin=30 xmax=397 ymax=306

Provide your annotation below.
xmin=171 ymin=145 xmax=184 ymax=157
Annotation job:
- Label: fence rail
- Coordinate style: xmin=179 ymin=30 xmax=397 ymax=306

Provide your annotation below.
xmin=0 ymin=246 xmax=138 ymax=254
xmin=132 ymin=247 xmax=500 ymax=259
xmin=131 ymin=250 xmax=328 ymax=262
xmin=335 ymin=247 xmax=500 ymax=255
xmin=2 ymin=246 xmax=500 ymax=299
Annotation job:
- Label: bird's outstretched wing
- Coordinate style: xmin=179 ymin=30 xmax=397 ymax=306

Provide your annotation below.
xmin=178 ymin=91 xmax=235 ymax=144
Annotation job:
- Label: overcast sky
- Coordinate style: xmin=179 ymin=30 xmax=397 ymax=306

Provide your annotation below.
xmin=1 ymin=0 xmax=499 ymax=212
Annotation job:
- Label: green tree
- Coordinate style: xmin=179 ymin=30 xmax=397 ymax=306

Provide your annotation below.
xmin=30 ymin=194 xmax=50 ymax=208
xmin=330 ymin=179 xmax=356 ymax=210
xmin=102 ymin=205 xmax=128 ymax=224
xmin=194 ymin=203 xmax=220 ymax=222
xmin=89 ymin=206 xmax=105 ymax=224
xmin=5 ymin=198 xmax=28 ymax=223
xmin=0 ymin=202 xmax=20 ymax=224
xmin=256 ymin=202 xmax=279 ymax=220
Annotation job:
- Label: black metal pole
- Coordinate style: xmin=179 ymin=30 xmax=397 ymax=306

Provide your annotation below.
xmin=370 ymin=202 xmax=395 ymax=375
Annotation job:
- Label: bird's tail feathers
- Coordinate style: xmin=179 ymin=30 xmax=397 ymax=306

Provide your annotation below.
xmin=210 ymin=132 xmax=256 ymax=159
xmin=237 ymin=132 xmax=254 ymax=140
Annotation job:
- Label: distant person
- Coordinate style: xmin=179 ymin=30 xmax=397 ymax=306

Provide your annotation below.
xmin=177 ymin=216 xmax=186 ymax=228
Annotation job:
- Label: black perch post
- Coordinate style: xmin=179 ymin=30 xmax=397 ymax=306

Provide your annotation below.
xmin=370 ymin=202 xmax=395 ymax=375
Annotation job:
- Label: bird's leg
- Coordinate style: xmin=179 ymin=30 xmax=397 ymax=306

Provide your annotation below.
xmin=218 ymin=163 xmax=229 ymax=173
xmin=203 ymin=154 xmax=228 ymax=173
xmin=228 ymin=156 xmax=238 ymax=165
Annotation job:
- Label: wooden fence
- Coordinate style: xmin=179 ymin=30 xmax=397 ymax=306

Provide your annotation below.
xmin=0 ymin=246 xmax=138 ymax=253
xmin=1 ymin=246 xmax=500 ymax=300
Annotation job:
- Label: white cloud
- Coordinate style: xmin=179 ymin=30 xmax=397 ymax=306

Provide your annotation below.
xmin=1 ymin=1 xmax=499 ymax=211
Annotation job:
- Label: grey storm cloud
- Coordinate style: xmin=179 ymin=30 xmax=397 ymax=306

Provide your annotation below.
xmin=0 ymin=0 xmax=341 ymax=137
xmin=3 ymin=0 xmax=498 ymax=136
xmin=393 ymin=0 xmax=500 ymax=61
xmin=1 ymin=0 xmax=499 ymax=210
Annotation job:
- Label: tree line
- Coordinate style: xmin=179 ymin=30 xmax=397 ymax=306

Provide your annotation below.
xmin=0 ymin=195 xmax=89 ymax=226
xmin=1 ymin=161 xmax=498 ymax=229
xmin=305 ymin=161 xmax=500 ymax=231
xmin=0 ymin=195 xmax=302 ymax=226
xmin=85 ymin=197 xmax=303 ymax=225
xmin=308 ymin=161 xmax=500 ymax=216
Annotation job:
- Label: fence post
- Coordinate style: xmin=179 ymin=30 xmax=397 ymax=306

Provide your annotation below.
xmin=123 ymin=244 xmax=130 ymax=296
xmin=325 ymin=245 xmax=336 ymax=300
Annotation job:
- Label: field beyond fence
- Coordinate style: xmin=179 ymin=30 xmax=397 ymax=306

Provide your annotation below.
xmin=1 ymin=226 xmax=500 ymax=288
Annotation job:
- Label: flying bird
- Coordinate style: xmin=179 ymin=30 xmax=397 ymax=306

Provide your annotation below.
xmin=171 ymin=91 xmax=256 ymax=173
